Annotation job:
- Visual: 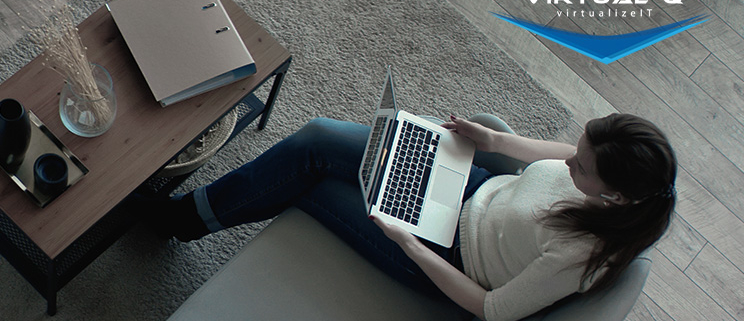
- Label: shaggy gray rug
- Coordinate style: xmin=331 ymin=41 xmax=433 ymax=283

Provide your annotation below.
xmin=0 ymin=0 xmax=571 ymax=319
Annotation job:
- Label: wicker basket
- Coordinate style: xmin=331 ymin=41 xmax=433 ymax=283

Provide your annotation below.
xmin=156 ymin=110 xmax=238 ymax=177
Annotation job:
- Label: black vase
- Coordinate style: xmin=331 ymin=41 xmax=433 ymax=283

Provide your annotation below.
xmin=0 ymin=98 xmax=32 ymax=172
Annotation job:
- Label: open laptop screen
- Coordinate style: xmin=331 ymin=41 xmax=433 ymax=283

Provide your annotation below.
xmin=379 ymin=74 xmax=395 ymax=110
xmin=360 ymin=69 xmax=397 ymax=196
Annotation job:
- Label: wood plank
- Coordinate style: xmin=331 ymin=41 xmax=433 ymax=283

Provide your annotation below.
xmin=0 ymin=1 xmax=19 ymax=50
xmin=553 ymin=118 xmax=584 ymax=145
xmin=447 ymin=0 xmax=618 ymax=128
xmin=552 ymin=1 xmax=634 ymax=36
xmin=643 ymin=249 xmax=734 ymax=320
xmin=685 ymin=244 xmax=744 ymax=320
xmin=543 ymin=16 xmax=744 ymax=222
xmin=3 ymin=0 xmax=66 ymax=29
xmin=489 ymin=0 xmax=556 ymax=25
xmin=625 ymin=293 xmax=675 ymax=321
xmin=0 ymin=0 xmax=74 ymax=53
xmin=548 ymin=0 xmax=744 ymax=178
xmin=618 ymin=46 xmax=744 ymax=173
xmin=654 ymin=213 xmax=707 ymax=271
xmin=699 ymin=0 xmax=744 ymax=40
xmin=541 ymin=14 xmax=744 ymax=275
xmin=690 ymin=54 xmax=744 ymax=123
xmin=506 ymin=0 xmax=710 ymax=78
xmin=657 ymin=0 xmax=744 ymax=80
xmin=541 ymin=17 xmax=665 ymax=110
xmin=618 ymin=1 xmax=709 ymax=76
xmin=674 ymin=168 xmax=744 ymax=273
xmin=0 ymin=1 xmax=25 ymax=37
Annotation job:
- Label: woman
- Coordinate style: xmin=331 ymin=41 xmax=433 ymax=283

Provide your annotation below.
xmin=138 ymin=113 xmax=676 ymax=320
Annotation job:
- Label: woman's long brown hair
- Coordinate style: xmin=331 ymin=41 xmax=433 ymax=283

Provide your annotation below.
xmin=541 ymin=113 xmax=677 ymax=293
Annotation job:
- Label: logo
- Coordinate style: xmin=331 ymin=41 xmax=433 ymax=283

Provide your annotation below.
xmin=527 ymin=0 xmax=683 ymax=3
xmin=492 ymin=1 xmax=707 ymax=64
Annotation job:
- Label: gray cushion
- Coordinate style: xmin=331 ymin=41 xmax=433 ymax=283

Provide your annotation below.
xmin=520 ymin=253 xmax=652 ymax=321
xmin=169 ymin=207 xmax=651 ymax=321
xmin=168 ymin=207 xmax=469 ymax=321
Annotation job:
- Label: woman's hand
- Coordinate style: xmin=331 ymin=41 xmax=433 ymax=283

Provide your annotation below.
xmin=443 ymin=115 xmax=576 ymax=163
xmin=369 ymin=214 xmax=487 ymax=319
xmin=369 ymin=215 xmax=421 ymax=248
xmin=441 ymin=115 xmax=498 ymax=152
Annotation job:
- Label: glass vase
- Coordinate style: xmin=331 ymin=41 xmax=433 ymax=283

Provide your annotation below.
xmin=59 ymin=63 xmax=117 ymax=137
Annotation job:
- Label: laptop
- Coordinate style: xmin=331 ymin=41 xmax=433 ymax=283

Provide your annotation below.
xmin=358 ymin=67 xmax=475 ymax=248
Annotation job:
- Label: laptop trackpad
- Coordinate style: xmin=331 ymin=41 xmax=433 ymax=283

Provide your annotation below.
xmin=429 ymin=166 xmax=465 ymax=209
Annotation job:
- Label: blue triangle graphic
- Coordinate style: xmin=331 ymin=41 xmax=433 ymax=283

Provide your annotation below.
xmin=491 ymin=13 xmax=708 ymax=64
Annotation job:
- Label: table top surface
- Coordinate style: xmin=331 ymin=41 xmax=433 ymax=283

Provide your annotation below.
xmin=0 ymin=0 xmax=290 ymax=259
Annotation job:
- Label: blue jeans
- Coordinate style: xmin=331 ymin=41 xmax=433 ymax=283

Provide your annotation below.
xmin=190 ymin=118 xmax=493 ymax=295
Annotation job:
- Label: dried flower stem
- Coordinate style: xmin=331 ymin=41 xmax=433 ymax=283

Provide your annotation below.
xmin=29 ymin=4 xmax=114 ymax=129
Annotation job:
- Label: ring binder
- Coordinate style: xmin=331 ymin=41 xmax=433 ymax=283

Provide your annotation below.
xmin=107 ymin=0 xmax=256 ymax=106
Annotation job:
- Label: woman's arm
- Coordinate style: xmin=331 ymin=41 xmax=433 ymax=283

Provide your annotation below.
xmin=370 ymin=215 xmax=487 ymax=320
xmin=442 ymin=116 xmax=575 ymax=164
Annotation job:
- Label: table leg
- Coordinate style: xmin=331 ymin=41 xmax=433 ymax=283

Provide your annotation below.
xmin=47 ymin=262 xmax=58 ymax=316
xmin=258 ymin=58 xmax=292 ymax=130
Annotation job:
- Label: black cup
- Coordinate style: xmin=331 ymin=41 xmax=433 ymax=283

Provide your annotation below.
xmin=34 ymin=153 xmax=68 ymax=195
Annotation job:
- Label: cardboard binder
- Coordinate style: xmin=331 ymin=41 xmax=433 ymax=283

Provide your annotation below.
xmin=107 ymin=0 xmax=256 ymax=106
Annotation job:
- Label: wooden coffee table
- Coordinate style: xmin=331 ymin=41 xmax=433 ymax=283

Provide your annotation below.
xmin=0 ymin=0 xmax=291 ymax=315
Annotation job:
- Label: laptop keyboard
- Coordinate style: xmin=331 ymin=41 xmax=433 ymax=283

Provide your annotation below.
xmin=379 ymin=121 xmax=440 ymax=226
xmin=361 ymin=116 xmax=387 ymax=188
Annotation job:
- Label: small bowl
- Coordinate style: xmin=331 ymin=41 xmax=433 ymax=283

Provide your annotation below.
xmin=34 ymin=153 xmax=68 ymax=195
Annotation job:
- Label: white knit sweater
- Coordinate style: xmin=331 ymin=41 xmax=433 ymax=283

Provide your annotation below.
xmin=459 ymin=159 xmax=599 ymax=321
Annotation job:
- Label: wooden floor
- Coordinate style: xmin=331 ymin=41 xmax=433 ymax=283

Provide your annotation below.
xmin=1 ymin=0 xmax=741 ymax=319
xmin=450 ymin=0 xmax=744 ymax=319
xmin=0 ymin=0 xmax=62 ymax=53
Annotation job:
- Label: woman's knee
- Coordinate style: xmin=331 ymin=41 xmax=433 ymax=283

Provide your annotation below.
xmin=298 ymin=118 xmax=341 ymax=137
xmin=293 ymin=118 xmax=369 ymax=152
xmin=297 ymin=118 xmax=344 ymax=140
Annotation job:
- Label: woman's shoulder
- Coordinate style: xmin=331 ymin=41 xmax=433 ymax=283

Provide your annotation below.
xmin=521 ymin=159 xmax=572 ymax=186
xmin=545 ymin=232 xmax=599 ymax=260
xmin=520 ymin=159 xmax=582 ymax=199
xmin=548 ymin=234 xmax=607 ymax=292
xmin=524 ymin=158 xmax=568 ymax=171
